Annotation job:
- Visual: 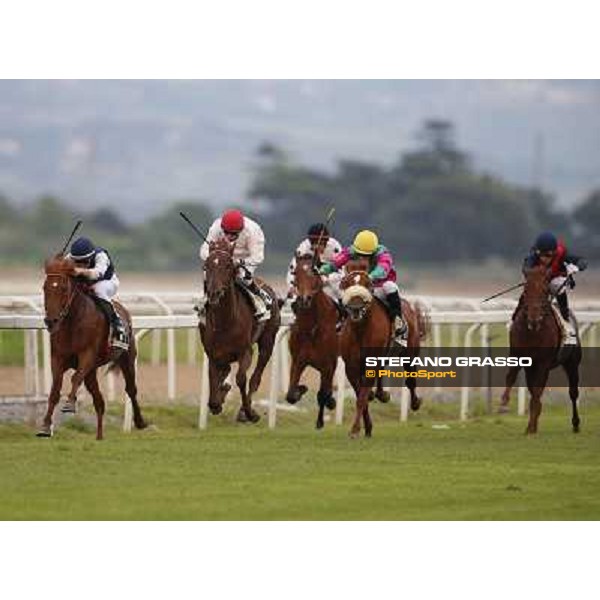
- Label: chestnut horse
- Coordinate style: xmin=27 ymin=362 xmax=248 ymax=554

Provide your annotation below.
xmin=38 ymin=256 xmax=147 ymax=440
xmin=200 ymin=238 xmax=281 ymax=422
xmin=499 ymin=265 xmax=582 ymax=434
xmin=339 ymin=262 xmax=429 ymax=438
xmin=285 ymin=253 xmax=338 ymax=429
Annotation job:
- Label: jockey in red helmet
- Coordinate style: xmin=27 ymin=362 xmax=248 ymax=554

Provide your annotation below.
xmin=199 ymin=209 xmax=272 ymax=321
xmin=522 ymin=231 xmax=588 ymax=343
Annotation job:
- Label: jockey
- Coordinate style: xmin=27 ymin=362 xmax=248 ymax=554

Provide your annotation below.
xmin=523 ymin=231 xmax=587 ymax=322
xmin=319 ymin=229 xmax=408 ymax=343
xmin=286 ymin=223 xmax=343 ymax=303
xmin=199 ymin=208 xmax=272 ymax=322
xmin=67 ymin=237 xmax=128 ymax=350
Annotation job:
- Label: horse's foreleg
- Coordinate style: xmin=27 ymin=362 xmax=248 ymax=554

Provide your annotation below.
xmin=117 ymin=348 xmax=147 ymax=429
xmin=84 ymin=370 xmax=105 ymax=440
xmin=525 ymin=368 xmax=548 ymax=435
xmin=405 ymin=376 xmax=421 ymax=411
xmin=286 ymin=354 xmax=308 ymax=405
xmin=375 ymin=375 xmax=391 ymax=403
xmin=350 ymin=385 xmax=370 ymax=439
xmin=249 ymin=327 xmax=278 ymax=397
xmin=237 ymin=350 xmax=259 ymax=423
xmin=62 ymin=350 xmax=96 ymax=414
xmin=315 ymin=362 xmax=336 ymax=430
xmin=499 ymin=366 xmax=520 ymax=413
xmin=37 ymin=360 xmax=65 ymax=437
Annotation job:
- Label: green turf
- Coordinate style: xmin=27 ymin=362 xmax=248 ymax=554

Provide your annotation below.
xmin=1 ymin=398 xmax=599 ymax=520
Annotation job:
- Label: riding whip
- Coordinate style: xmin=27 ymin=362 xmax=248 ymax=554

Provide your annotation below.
xmin=59 ymin=220 xmax=83 ymax=256
xmin=481 ymin=282 xmax=524 ymax=303
xmin=179 ymin=212 xmax=209 ymax=243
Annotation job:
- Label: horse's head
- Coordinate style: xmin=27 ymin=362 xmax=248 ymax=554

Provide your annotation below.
xmin=294 ymin=253 xmax=322 ymax=309
xmin=43 ymin=255 xmax=77 ymax=333
xmin=204 ymin=238 xmax=236 ymax=305
xmin=523 ymin=265 xmax=551 ymax=332
xmin=340 ymin=266 xmax=373 ymax=322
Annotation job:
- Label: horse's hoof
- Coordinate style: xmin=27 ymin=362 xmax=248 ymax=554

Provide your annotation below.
xmin=573 ymin=426 xmax=580 ymax=434
xmin=377 ymin=391 xmax=391 ymax=404
xmin=348 ymin=430 xmax=360 ymax=439
xmin=248 ymin=411 xmax=260 ymax=424
xmin=410 ymin=397 xmax=422 ymax=411
xmin=36 ymin=426 xmax=53 ymax=438
xmin=134 ymin=419 xmax=149 ymax=430
xmin=236 ymin=410 xmax=248 ymax=423
xmin=285 ymin=393 xmax=299 ymax=405
xmin=316 ymin=420 xmax=324 ymax=430
xmin=209 ymin=403 xmax=223 ymax=415
xmin=325 ymin=397 xmax=336 ymax=410
xmin=368 ymin=391 xmax=375 ymax=402
xmin=365 ymin=430 xmax=373 ymax=438
xmin=61 ymin=401 xmax=76 ymax=414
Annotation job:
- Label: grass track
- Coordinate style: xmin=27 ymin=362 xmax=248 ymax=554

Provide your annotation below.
xmin=1 ymin=401 xmax=599 ymax=520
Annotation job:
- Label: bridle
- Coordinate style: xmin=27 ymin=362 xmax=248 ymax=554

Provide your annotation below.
xmin=205 ymin=247 xmax=235 ymax=306
xmin=44 ymin=272 xmax=79 ymax=332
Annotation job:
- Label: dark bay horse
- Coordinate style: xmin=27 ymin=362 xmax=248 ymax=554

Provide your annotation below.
xmin=499 ymin=265 xmax=581 ymax=434
xmin=339 ymin=263 xmax=429 ymax=438
xmin=286 ymin=253 xmax=338 ymax=429
xmin=38 ymin=256 xmax=147 ymax=440
xmin=200 ymin=238 xmax=280 ymax=422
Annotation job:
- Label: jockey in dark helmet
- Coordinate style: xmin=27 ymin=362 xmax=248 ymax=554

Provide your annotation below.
xmin=522 ymin=231 xmax=588 ymax=341
xmin=67 ymin=237 xmax=128 ymax=350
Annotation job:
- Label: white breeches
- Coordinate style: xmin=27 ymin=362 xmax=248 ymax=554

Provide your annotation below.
xmin=549 ymin=276 xmax=568 ymax=296
xmin=288 ymin=272 xmax=343 ymax=302
xmin=373 ymin=280 xmax=399 ymax=301
xmin=92 ymin=275 xmax=119 ymax=301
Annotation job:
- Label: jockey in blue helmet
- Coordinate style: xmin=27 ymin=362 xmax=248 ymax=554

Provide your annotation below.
xmin=67 ymin=237 xmax=127 ymax=349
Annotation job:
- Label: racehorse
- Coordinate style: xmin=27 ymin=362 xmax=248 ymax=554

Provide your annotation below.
xmin=339 ymin=260 xmax=429 ymax=438
xmin=499 ymin=264 xmax=582 ymax=434
xmin=38 ymin=256 xmax=147 ymax=440
xmin=200 ymin=238 xmax=281 ymax=422
xmin=285 ymin=253 xmax=338 ymax=429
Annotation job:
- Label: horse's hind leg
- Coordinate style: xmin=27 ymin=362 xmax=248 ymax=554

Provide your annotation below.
xmin=499 ymin=366 xmax=520 ymax=413
xmin=84 ymin=370 xmax=105 ymax=440
xmin=117 ymin=348 xmax=147 ymax=429
xmin=563 ymin=355 xmax=581 ymax=433
xmin=362 ymin=403 xmax=373 ymax=438
xmin=237 ymin=350 xmax=259 ymax=423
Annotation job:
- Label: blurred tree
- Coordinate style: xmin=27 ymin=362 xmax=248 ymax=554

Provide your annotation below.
xmin=573 ymin=189 xmax=600 ymax=257
xmin=88 ymin=207 xmax=130 ymax=234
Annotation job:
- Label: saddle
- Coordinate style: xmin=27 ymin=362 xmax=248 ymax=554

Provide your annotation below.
xmin=375 ymin=297 xmax=409 ymax=347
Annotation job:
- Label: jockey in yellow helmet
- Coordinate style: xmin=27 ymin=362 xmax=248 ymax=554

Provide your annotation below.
xmin=320 ymin=230 xmax=408 ymax=344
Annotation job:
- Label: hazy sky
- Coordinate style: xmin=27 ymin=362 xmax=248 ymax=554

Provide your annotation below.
xmin=0 ymin=80 xmax=598 ymax=220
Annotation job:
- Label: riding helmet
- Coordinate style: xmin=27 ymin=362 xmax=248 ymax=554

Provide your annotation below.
xmin=221 ymin=209 xmax=244 ymax=233
xmin=70 ymin=237 xmax=96 ymax=260
xmin=353 ymin=230 xmax=379 ymax=255
xmin=308 ymin=223 xmax=329 ymax=240
xmin=534 ymin=231 xmax=558 ymax=253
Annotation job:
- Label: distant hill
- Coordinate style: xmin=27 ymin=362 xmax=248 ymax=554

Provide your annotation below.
xmin=0 ymin=80 xmax=598 ymax=220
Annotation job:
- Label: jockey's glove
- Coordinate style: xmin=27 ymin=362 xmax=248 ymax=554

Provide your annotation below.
xmin=319 ymin=263 xmax=335 ymax=275
xmin=566 ymin=263 xmax=579 ymax=276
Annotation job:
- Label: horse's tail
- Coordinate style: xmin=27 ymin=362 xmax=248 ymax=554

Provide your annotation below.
xmin=414 ymin=301 xmax=431 ymax=341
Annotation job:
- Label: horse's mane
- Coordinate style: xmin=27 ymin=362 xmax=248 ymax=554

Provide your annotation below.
xmin=210 ymin=238 xmax=234 ymax=254
xmin=44 ymin=255 xmax=76 ymax=276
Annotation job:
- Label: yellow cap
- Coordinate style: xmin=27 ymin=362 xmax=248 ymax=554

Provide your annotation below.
xmin=353 ymin=230 xmax=379 ymax=255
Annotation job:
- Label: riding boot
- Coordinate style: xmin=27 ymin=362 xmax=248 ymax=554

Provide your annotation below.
xmin=556 ymin=293 xmax=570 ymax=321
xmin=386 ymin=291 xmax=408 ymax=346
xmin=244 ymin=280 xmax=271 ymax=322
xmin=97 ymin=298 xmax=128 ymax=350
